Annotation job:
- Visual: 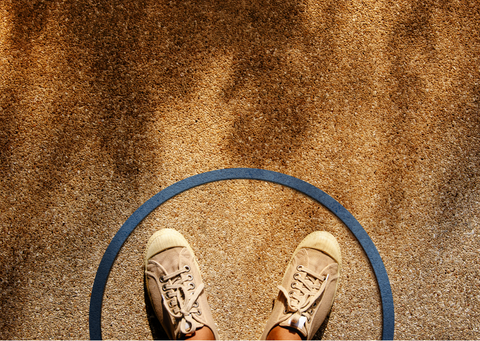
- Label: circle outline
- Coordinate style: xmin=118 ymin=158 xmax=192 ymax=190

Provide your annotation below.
xmin=89 ymin=168 xmax=394 ymax=339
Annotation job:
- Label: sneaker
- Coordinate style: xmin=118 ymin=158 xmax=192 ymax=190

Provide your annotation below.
xmin=261 ymin=231 xmax=342 ymax=340
xmin=144 ymin=228 xmax=219 ymax=340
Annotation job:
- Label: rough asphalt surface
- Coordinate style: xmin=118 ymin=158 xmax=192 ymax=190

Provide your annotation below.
xmin=0 ymin=0 xmax=479 ymax=339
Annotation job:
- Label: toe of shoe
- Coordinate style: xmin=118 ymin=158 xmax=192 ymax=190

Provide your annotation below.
xmin=144 ymin=228 xmax=194 ymax=268
xmin=294 ymin=231 xmax=342 ymax=269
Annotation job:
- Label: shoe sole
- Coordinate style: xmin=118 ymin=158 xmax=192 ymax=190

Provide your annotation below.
xmin=144 ymin=228 xmax=196 ymax=268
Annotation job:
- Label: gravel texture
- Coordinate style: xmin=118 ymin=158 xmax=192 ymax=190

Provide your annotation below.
xmin=0 ymin=0 xmax=479 ymax=339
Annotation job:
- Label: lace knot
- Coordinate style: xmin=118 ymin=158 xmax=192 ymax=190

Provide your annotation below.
xmin=147 ymin=261 xmax=204 ymax=335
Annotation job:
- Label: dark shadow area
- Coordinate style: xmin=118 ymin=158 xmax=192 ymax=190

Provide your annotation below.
xmin=223 ymin=0 xmax=336 ymax=168
xmin=2 ymin=0 xmax=478 ymax=338
xmin=381 ymin=0 xmax=480 ymax=239
xmin=0 ymin=0 xmax=53 ymax=178
xmin=66 ymin=0 xmax=155 ymax=185
xmin=0 ymin=0 xmax=159 ymax=337
xmin=8 ymin=0 xmax=52 ymax=54
xmin=222 ymin=0 xmax=375 ymax=169
xmin=0 ymin=89 xmax=17 ymax=175
xmin=0 ymin=0 xmax=373 ymax=337
xmin=380 ymin=0 xmax=437 ymax=234
xmin=144 ymin=277 xmax=169 ymax=340
xmin=312 ymin=311 xmax=331 ymax=340
xmin=379 ymin=3 xmax=480 ymax=336
xmin=431 ymin=2 xmax=480 ymax=242
xmin=220 ymin=0 xmax=311 ymax=167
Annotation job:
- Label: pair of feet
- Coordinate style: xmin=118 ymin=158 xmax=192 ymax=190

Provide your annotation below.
xmin=145 ymin=228 xmax=342 ymax=340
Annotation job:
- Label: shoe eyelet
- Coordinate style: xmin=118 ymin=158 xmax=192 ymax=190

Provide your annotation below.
xmin=193 ymin=302 xmax=199 ymax=308
xmin=291 ymin=282 xmax=297 ymax=289
xmin=293 ymin=273 xmax=301 ymax=280
xmin=184 ymin=265 xmax=191 ymax=272
xmin=284 ymin=309 xmax=288 ymax=314
xmin=313 ymin=302 xmax=317 ymax=307
xmin=169 ymin=300 xmax=174 ymax=307
xmin=186 ymin=274 xmax=193 ymax=281
xmin=297 ymin=265 xmax=303 ymax=271
xmin=162 ymin=284 xmax=167 ymax=291
xmin=160 ymin=276 xmax=166 ymax=282
xmin=189 ymin=282 xmax=195 ymax=290
xmin=196 ymin=310 xmax=202 ymax=316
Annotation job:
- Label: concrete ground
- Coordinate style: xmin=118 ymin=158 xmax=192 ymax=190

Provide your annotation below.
xmin=1 ymin=0 xmax=479 ymax=339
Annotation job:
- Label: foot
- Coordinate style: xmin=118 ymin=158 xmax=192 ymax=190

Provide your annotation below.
xmin=261 ymin=231 xmax=342 ymax=340
xmin=266 ymin=325 xmax=302 ymax=340
xmin=145 ymin=228 xmax=218 ymax=340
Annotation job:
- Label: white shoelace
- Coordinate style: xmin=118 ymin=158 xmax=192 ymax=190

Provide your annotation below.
xmin=146 ymin=261 xmax=204 ymax=335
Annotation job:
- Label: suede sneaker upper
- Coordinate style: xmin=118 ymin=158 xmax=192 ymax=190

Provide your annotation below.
xmin=261 ymin=231 xmax=341 ymax=340
xmin=145 ymin=229 xmax=219 ymax=340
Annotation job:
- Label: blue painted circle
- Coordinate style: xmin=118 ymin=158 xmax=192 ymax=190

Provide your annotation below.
xmin=89 ymin=168 xmax=394 ymax=339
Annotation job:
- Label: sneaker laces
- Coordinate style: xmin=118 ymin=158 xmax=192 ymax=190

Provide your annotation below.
xmin=146 ymin=261 xmax=204 ymax=335
xmin=278 ymin=263 xmax=338 ymax=330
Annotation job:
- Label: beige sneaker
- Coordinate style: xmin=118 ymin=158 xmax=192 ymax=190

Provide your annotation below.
xmin=261 ymin=231 xmax=342 ymax=340
xmin=144 ymin=228 xmax=219 ymax=340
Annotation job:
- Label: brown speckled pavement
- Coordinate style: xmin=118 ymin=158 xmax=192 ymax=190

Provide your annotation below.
xmin=0 ymin=0 xmax=479 ymax=339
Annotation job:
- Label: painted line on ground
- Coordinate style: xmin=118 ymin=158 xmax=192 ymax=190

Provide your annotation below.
xmin=89 ymin=168 xmax=394 ymax=340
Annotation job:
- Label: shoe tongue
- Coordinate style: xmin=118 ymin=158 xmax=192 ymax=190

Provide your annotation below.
xmin=279 ymin=312 xmax=308 ymax=338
